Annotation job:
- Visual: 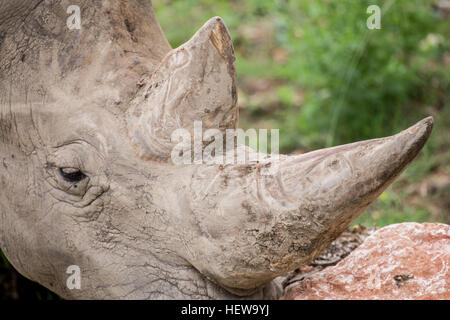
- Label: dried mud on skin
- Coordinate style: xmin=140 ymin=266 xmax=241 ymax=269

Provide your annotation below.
xmin=283 ymin=224 xmax=375 ymax=292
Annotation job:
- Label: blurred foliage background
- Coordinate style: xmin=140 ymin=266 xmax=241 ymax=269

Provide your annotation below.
xmin=1 ymin=0 xmax=449 ymax=299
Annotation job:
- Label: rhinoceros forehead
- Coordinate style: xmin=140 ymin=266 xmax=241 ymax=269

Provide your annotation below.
xmin=24 ymin=101 xmax=133 ymax=151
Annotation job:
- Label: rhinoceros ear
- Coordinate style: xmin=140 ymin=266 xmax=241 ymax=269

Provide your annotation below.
xmin=127 ymin=17 xmax=238 ymax=160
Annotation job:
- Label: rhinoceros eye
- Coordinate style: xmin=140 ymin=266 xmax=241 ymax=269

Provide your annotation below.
xmin=59 ymin=167 xmax=87 ymax=183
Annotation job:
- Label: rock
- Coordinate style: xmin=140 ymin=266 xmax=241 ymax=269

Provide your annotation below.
xmin=282 ymin=223 xmax=450 ymax=300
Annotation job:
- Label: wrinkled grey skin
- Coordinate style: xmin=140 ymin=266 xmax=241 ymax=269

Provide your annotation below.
xmin=0 ymin=0 xmax=433 ymax=299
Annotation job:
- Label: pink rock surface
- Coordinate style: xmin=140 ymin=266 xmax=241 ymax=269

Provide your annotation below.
xmin=283 ymin=223 xmax=449 ymax=300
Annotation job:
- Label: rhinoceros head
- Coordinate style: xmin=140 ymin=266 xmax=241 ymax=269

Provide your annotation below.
xmin=0 ymin=0 xmax=433 ymax=299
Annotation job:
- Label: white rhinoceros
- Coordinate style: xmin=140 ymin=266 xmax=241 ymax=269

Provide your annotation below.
xmin=0 ymin=0 xmax=433 ymax=299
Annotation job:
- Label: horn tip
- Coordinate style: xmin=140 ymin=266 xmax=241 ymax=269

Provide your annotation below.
xmin=205 ymin=16 xmax=226 ymax=28
xmin=194 ymin=16 xmax=235 ymax=66
xmin=200 ymin=16 xmax=232 ymax=42
xmin=407 ymin=116 xmax=434 ymax=142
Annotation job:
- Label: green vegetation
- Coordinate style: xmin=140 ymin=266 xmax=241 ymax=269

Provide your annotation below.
xmin=353 ymin=189 xmax=444 ymax=227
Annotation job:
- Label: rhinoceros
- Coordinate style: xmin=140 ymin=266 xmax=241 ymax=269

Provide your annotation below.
xmin=0 ymin=0 xmax=433 ymax=299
